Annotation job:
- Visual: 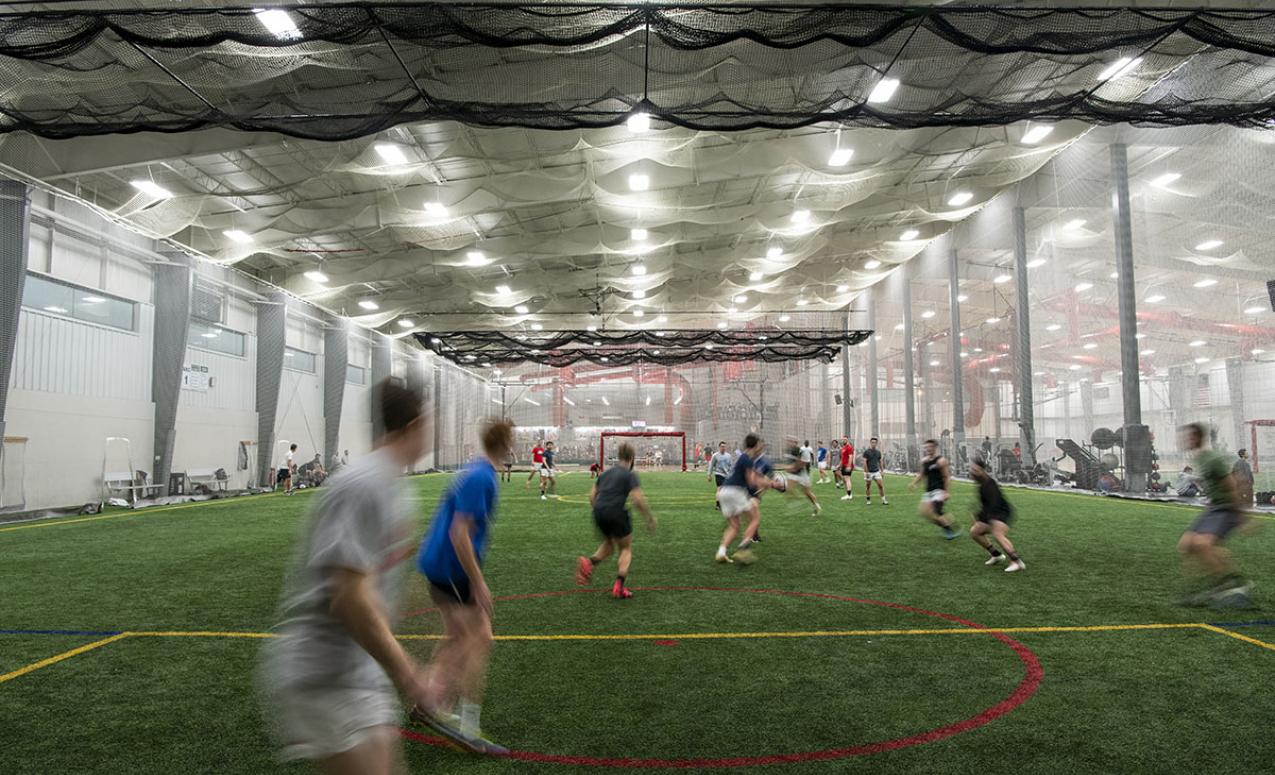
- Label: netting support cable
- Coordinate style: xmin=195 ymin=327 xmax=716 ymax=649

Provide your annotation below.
xmin=0 ymin=179 xmax=29 ymax=448
xmin=374 ymin=13 xmax=433 ymax=109
xmin=1012 ymin=206 xmax=1036 ymax=468
xmin=901 ymin=265 xmax=917 ymax=469
xmin=1109 ymin=143 xmax=1145 ymax=492
xmin=947 ymin=234 xmax=965 ymax=472
xmin=152 ymin=251 xmax=193 ymax=497
xmin=124 ymin=41 xmax=222 ymax=117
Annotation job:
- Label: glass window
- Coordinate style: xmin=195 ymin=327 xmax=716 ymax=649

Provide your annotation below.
xmin=346 ymin=364 xmax=367 ymax=385
xmin=23 ymin=273 xmax=136 ymax=332
xmin=188 ymin=320 xmax=245 ymax=357
xmin=284 ymin=346 xmax=316 ymax=373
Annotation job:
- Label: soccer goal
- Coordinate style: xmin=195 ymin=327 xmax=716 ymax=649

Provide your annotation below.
xmin=600 ymin=431 xmax=687 ymax=472
xmin=1248 ymin=420 xmax=1275 ymax=502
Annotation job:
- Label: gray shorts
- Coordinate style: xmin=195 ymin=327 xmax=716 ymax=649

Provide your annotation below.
xmin=1187 ymin=505 xmax=1243 ymax=540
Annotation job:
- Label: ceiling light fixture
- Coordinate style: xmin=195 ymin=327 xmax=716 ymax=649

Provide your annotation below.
xmin=495 ymin=284 xmax=511 ymax=295
xmin=1245 ymin=306 xmax=1265 ymax=315
xmin=373 ymin=143 xmax=408 ymax=166
xmin=223 ymin=229 xmax=253 ymax=244
xmin=466 ymin=250 xmax=489 ymax=266
xmin=531 ymin=323 xmax=544 ymax=331
xmin=864 ymin=259 xmax=882 ymax=270
xmin=514 ymin=304 xmax=529 ymax=315
xmin=900 ymin=229 xmax=920 ymax=241
xmin=631 ymin=228 xmax=648 ymax=242
xmin=1194 ymin=240 xmax=1224 ymax=251
xmin=626 ymin=112 xmax=650 ymax=133
xmin=1189 ymin=339 xmax=1206 ymax=347
xmin=423 ymin=201 xmax=448 ymax=218
xmin=829 ymin=148 xmax=854 ymax=167
xmin=1151 ymin=172 xmax=1181 ymax=188
xmin=957 ymin=293 xmax=969 ymax=302
xmin=867 ymin=77 xmax=900 ymax=103
xmin=779 ymin=314 xmax=791 ymax=323
xmin=791 ymin=209 xmax=811 ymax=225
xmin=131 ymin=180 xmax=173 ymax=199
xmin=948 ymin=191 xmax=974 ymax=206
xmin=1144 ymin=294 xmax=1166 ymax=303
xmin=749 ymin=271 xmax=764 ymax=282
xmin=1065 ymin=219 xmax=1087 ymax=230
xmin=993 ymin=274 xmax=1012 ymax=284
xmin=254 ymin=8 xmax=301 ymax=40
xmin=634 ymin=310 xmax=645 ymax=318
xmin=304 ymin=270 xmax=328 ymax=283
xmin=836 ymin=284 xmax=850 ymax=293
xmin=1074 ymin=282 xmax=1093 ymax=292
xmin=632 ymin=265 xmax=648 ymax=276
xmin=796 ymin=299 xmax=809 ymax=306
xmin=628 ymin=174 xmax=650 ymax=191
xmin=357 ymin=299 xmax=379 ymax=311
xmin=1026 ymin=258 xmax=1047 ymax=269
xmin=734 ymin=294 xmax=747 ymax=304
xmin=397 ymin=319 xmax=414 ymax=328
xmin=1046 ymin=323 xmax=1062 ymax=331
xmin=1021 ymin=125 xmax=1054 ymax=145
xmin=1097 ymin=56 xmax=1142 ymax=81
xmin=921 ymin=310 xmax=935 ymax=319
xmin=1193 ymin=278 xmax=1218 ymax=289
xmin=632 ymin=289 xmax=646 ymax=299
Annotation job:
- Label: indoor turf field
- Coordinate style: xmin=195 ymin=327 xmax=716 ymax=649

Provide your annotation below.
xmin=3 ymin=471 xmax=1274 ymax=775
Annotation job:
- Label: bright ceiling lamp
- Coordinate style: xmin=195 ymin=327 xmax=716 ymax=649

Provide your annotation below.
xmin=948 ymin=191 xmax=974 ymax=206
xmin=1083 ymin=342 xmax=1098 ymax=350
xmin=867 ymin=77 xmax=900 ymax=103
xmin=1021 ymin=125 xmax=1054 ymax=145
xmin=716 ymin=321 xmax=727 ymax=329
xmin=900 ymin=229 xmax=919 ymax=241
xmin=1193 ymin=278 xmax=1218 ymax=288
xmin=986 ymin=316 xmax=1001 ymax=324
xmin=631 ymin=228 xmax=648 ymax=242
xmin=989 ymin=367 xmax=1002 ymax=373
xmin=373 ymin=143 xmax=408 ymax=166
xmin=864 ymin=259 xmax=882 ymax=270
xmin=632 ymin=265 xmax=648 ymax=276
xmin=1110 ymin=271 xmax=1120 ymax=279
xmin=1097 ymin=56 xmax=1142 ymax=82
xmin=1046 ymin=323 xmax=1061 ymax=331
xmin=1142 ymin=349 xmax=1156 ymax=355
xmin=836 ymin=284 xmax=850 ymax=293
xmin=531 ymin=323 xmax=543 ymax=331
xmin=778 ymin=314 xmax=791 ymax=323
xmin=1026 ymin=258 xmax=1047 ymax=268
xmin=791 ymin=209 xmax=811 ymax=225
xmin=628 ymin=174 xmax=650 ymax=191
xmin=796 ymin=299 xmax=809 ymax=306
xmin=1194 ymin=239 xmax=1224 ymax=251
xmin=495 ymin=284 xmax=511 ymax=295
xmin=1151 ymin=172 xmax=1181 ymax=188
xmin=929 ymin=360 xmax=941 ymax=367
xmin=131 ymin=180 xmax=172 ymax=199
xmin=223 ymin=229 xmax=253 ymax=244
xmin=304 ymin=270 xmax=328 ymax=283
xmin=993 ymin=274 xmax=1012 ymax=284
xmin=1189 ymin=339 xmax=1206 ymax=347
xmin=1194 ymin=356 xmax=1210 ymax=365
xmin=1069 ymin=364 xmax=1082 ymax=371
xmin=734 ymin=294 xmax=747 ymax=304
xmin=397 ymin=318 xmax=414 ymax=328
xmin=921 ymin=310 xmax=935 ymax=319
xmin=1245 ymin=306 xmax=1265 ymax=315
xmin=1144 ymin=294 xmax=1166 ymax=303
xmin=894 ymin=323 xmax=904 ymax=331
xmin=586 ymin=324 xmax=598 ymax=332
xmin=1065 ymin=218 xmax=1087 ymax=230
xmin=627 ymin=112 xmax=650 ymax=133
xmin=82 ymin=295 xmax=106 ymax=304
xmin=634 ymin=310 xmax=645 ymax=318
xmin=562 ymin=396 xmax=576 ymax=406
xmin=829 ymin=147 xmax=854 ymax=167
xmin=357 ymin=299 xmax=379 ymax=311
xmin=1252 ymin=348 xmax=1267 ymax=355
xmin=957 ymin=293 xmax=969 ymax=302
xmin=423 ymin=201 xmax=448 ymax=218
xmin=1074 ymin=281 xmax=1093 ymax=292
xmin=767 ymin=246 xmax=783 ymax=259
xmin=466 ymin=250 xmax=489 ymax=266
xmin=632 ymin=289 xmax=646 ymax=299
xmin=514 ymin=304 xmax=529 ymax=314
xmin=254 ymin=8 xmax=301 ymax=40
xmin=749 ymin=270 xmax=764 ymax=282
xmin=656 ymin=314 xmax=668 ymax=323
xmin=524 ymin=397 xmax=541 ymax=406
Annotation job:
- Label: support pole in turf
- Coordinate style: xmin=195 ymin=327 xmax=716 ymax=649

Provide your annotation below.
xmin=947 ymin=234 xmax=965 ymax=471
xmin=867 ymin=287 xmax=880 ymax=438
xmin=1012 ymin=206 xmax=1037 ymax=468
xmin=841 ymin=307 xmax=853 ymax=438
xmin=901 ymin=265 xmax=918 ymax=469
xmin=151 ymin=251 xmax=194 ymax=496
xmin=255 ymin=291 xmax=288 ymax=489
xmin=0 ymin=180 xmax=30 ymax=448
xmin=1110 ymin=143 xmax=1146 ymax=492
xmin=1226 ymin=357 xmax=1246 ymax=454
xmin=369 ymin=332 xmax=392 ymax=441
xmin=322 ymin=316 xmax=348 ymax=470
xmin=432 ymin=363 xmax=443 ymax=469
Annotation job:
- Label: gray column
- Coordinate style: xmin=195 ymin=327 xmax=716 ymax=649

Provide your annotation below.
xmin=1110 ymin=144 xmax=1146 ymax=490
xmin=369 ymin=332 xmax=392 ymax=440
xmin=947 ymin=237 xmax=965 ymax=471
xmin=1080 ymin=380 xmax=1095 ymax=440
xmin=918 ymin=341 xmax=933 ymax=440
xmin=255 ymin=292 xmax=288 ymax=488
xmin=841 ymin=309 xmax=853 ymax=437
xmin=821 ymin=362 xmax=831 ymax=441
xmin=432 ymin=364 xmax=443 ymax=469
xmin=1012 ymin=207 xmax=1037 ymax=467
xmin=1061 ymin=381 xmax=1073 ymax=440
xmin=0 ymin=180 xmax=30 ymax=444
xmin=1226 ymin=357 xmax=1246 ymax=453
xmin=151 ymin=253 xmax=193 ymax=496
xmin=867 ymin=289 xmax=880 ymax=436
xmin=901 ymin=269 xmax=917 ymax=468
xmin=1168 ymin=365 xmax=1189 ymax=429
xmin=323 ymin=318 xmax=348 ymax=468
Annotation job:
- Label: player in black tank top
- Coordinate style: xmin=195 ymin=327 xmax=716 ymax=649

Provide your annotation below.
xmin=909 ymin=439 xmax=960 ymax=539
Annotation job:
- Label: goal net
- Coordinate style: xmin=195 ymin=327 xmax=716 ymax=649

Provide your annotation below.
xmin=1251 ymin=421 xmax=1275 ymax=504
xmin=601 ymin=431 xmax=686 ymax=472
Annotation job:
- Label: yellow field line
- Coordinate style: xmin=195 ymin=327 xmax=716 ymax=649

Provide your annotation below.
xmin=125 ymin=630 xmax=276 ymax=639
xmin=1197 ymin=624 xmax=1275 ymax=652
xmin=0 ymin=633 xmax=130 ymax=684
xmin=0 ymin=491 xmax=299 ymax=534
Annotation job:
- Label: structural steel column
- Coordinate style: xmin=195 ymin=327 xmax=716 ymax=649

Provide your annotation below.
xmin=0 ymin=180 xmax=30 ymax=444
xmin=1226 ymin=357 xmax=1246 ymax=452
xmin=255 ymin=291 xmax=288 ymax=488
xmin=901 ymin=268 xmax=917 ymax=468
xmin=918 ymin=341 xmax=933 ymax=441
xmin=432 ymin=364 xmax=443 ymax=469
xmin=947 ymin=237 xmax=965 ymax=471
xmin=323 ymin=317 xmax=348 ymax=468
xmin=151 ymin=252 xmax=193 ymax=495
xmin=1012 ymin=207 xmax=1037 ymax=467
xmin=1061 ymin=381 xmax=1073 ymax=440
xmin=841 ymin=308 xmax=853 ymax=437
xmin=1111 ymin=144 xmax=1146 ymax=491
xmin=369 ymin=332 xmax=392 ymax=440
xmin=867 ymin=288 xmax=880 ymax=436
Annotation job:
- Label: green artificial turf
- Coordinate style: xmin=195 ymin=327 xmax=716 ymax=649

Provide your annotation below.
xmin=2 ymin=472 xmax=1273 ymax=774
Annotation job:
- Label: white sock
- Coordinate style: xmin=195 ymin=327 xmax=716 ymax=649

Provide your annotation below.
xmin=717 ymin=545 xmax=727 ymax=557
xmin=459 ymin=700 xmax=481 ymax=736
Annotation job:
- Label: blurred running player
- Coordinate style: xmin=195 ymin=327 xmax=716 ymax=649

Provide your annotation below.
xmin=540 ymin=441 xmax=558 ymax=500
xmin=968 ymin=458 xmax=1024 ymax=572
xmin=715 ymin=434 xmax=771 ymax=565
xmin=910 ymin=439 xmax=960 ymax=539
xmin=1177 ymin=423 xmax=1253 ymax=608
xmin=816 ymin=441 xmax=829 ymax=484
xmin=575 ymin=443 xmax=657 ymax=599
xmin=838 ymin=436 xmax=855 ymax=501
xmin=860 ymin=437 xmax=888 ymax=505
xmin=782 ymin=437 xmax=822 ymax=517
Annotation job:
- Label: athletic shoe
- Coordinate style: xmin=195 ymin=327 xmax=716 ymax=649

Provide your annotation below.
xmin=612 ymin=580 xmax=633 ymax=599
xmin=540 ymin=494 xmax=547 ymax=500
xmin=1211 ymin=584 xmax=1254 ymax=609
xmin=985 ymin=554 xmax=1007 ymax=566
xmin=812 ymin=503 xmax=822 ymax=517
xmin=1005 ymin=560 xmax=1026 ymax=573
xmin=732 ymin=548 xmax=757 ymax=565
xmin=408 ymin=706 xmax=509 ymax=755
xmin=942 ymin=527 xmax=962 ymax=540
xmin=840 ymin=494 xmax=852 ymax=501
xmin=882 ymin=498 xmax=889 ymax=505
xmin=751 ymin=534 xmax=763 ymax=543
xmin=865 ymin=499 xmax=871 ymax=505
xmin=715 ymin=553 xmax=734 ymax=564
xmin=576 ymin=556 xmax=593 ymax=586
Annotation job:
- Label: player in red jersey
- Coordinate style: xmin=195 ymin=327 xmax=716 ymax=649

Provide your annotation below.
xmin=524 ymin=442 xmax=545 ymax=489
xmin=838 ymin=436 xmax=855 ymax=501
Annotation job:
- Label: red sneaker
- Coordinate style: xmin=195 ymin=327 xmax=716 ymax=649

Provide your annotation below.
xmin=611 ymin=580 xmax=633 ymax=599
xmin=576 ymin=556 xmax=593 ymax=586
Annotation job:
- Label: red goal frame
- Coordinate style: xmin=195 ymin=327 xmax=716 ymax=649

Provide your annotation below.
xmin=1248 ymin=420 xmax=1275 ymax=475
xmin=600 ymin=431 xmax=687 ymax=472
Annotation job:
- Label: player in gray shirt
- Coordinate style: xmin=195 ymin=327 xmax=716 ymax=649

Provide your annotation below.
xmin=709 ymin=441 xmax=733 ymax=510
xmin=257 ymin=380 xmax=430 ymax=774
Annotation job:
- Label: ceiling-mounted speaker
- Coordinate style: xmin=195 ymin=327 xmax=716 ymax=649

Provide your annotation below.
xmin=834 ymin=394 xmax=843 ymax=406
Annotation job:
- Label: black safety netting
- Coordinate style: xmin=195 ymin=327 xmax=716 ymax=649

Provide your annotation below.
xmin=418 ymin=328 xmax=872 ymax=367
xmin=5 ymin=4 xmax=1275 ymax=139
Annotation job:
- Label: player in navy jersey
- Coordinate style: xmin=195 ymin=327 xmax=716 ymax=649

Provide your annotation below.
xmin=910 ymin=439 xmax=960 ymax=539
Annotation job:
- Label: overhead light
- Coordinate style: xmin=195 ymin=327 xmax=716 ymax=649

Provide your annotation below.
xmin=645 ymin=395 xmax=652 ymax=407
xmin=1046 ymin=323 xmax=1062 ymax=331
xmin=829 ymin=148 xmax=854 ymax=167
xmin=791 ymin=209 xmax=811 ymax=225
xmin=1245 ymin=306 xmax=1265 ymax=315
xmin=986 ymin=317 xmax=1001 ymax=324
xmin=867 ymin=77 xmax=900 ymax=103
xmin=1074 ymin=282 xmax=1093 ymax=292
xmin=632 ymin=289 xmax=646 ymax=299
xmin=1097 ymin=56 xmax=1141 ymax=82
xmin=929 ymin=359 xmax=941 ymax=367
xmin=921 ymin=310 xmax=935 ymax=319
xmin=948 ymin=191 xmax=974 ymax=206
xmin=717 ymin=321 xmax=727 ymax=329
xmin=1026 ymin=258 xmax=1047 ymax=269
xmin=634 ymin=310 xmax=645 ymax=318
xmin=1083 ymin=343 xmax=1098 ymax=350
xmin=993 ymin=274 xmax=1012 ymax=284
xmin=956 ymin=293 xmax=969 ymax=302
xmin=429 ymin=337 xmax=441 ymax=344
xmin=836 ymin=284 xmax=850 ymax=293
xmin=423 ymin=201 xmax=448 ymax=218
xmin=627 ymin=112 xmax=650 ymax=133
xmin=673 ymin=393 xmax=683 ymax=405
xmin=200 ymin=330 xmax=218 ymax=339
xmin=960 ymin=351 xmax=968 ymax=357
xmin=864 ymin=259 xmax=882 ymax=270
xmin=767 ymin=246 xmax=784 ymax=259
xmin=397 ymin=318 xmax=414 ymax=328
xmin=131 ymin=180 xmax=173 ymax=199
xmin=778 ymin=314 xmax=791 ymax=323
xmin=1193 ymin=278 xmax=1217 ymax=289
xmin=734 ymin=294 xmax=747 ymax=304
xmin=1151 ymin=172 xmax=1181 ymax=188
xmin=632 ymin=265 xmax=648 ymax=276
xmin=1251 ymin=348 xmax=1266 ymax=355
xmin=1144 ymin=294 xmax=1166 ymax=303
xmin=1194 ymin=357 xmax=1210 ymax=365
xmin=1194 ymin=240 xmax=1224 ymax=251
xmin=466 ymin=250 xmax=490 ymax=266
xmin=494 ymin=285 xmax=512 ymax=296
xmin=1110 ymin=271 xmax=1120 ymax=279
xmin=357 ymin=299 xmax=379 ymax=311
xmin=704 ymin=343 xmax=716 ymax=350
xmin=973 ymin=347 xmax=984 ymax=353
xmin=797 ymin=299 xmax=809 ymax=306
xmin=900 ymin=229 xmax=920 ymax=241
xmin=531 ymin=323 xmax=544 ymax=331
xmin=524 ymin=398 xmax=541 ymax=407
xmin=749 ymin=270 xmax=764 ymax=282
xmin=1189 ymin=339 xmax=1206 ymax=347
xmin=1069 ymin=364 xmax=1082 ymax=371
xmin=254 ymin=8 xmax=301 ymax=40
xmin=601 ymin=396 xmax=610 ymax=405
xmin=631 ymin=228 xmax=648 ymax=242
xmin=304 ymin=270 xmax=329 ymax=283
xmin=373 ymin=143 xmax=408 ymax=166
xmin=1065 ymin=219 xmax=1087 ymax=230
xmin=989 ymin=367 xmax=1002 ymax=373
xmin=657 ymin=315 xmax=668 ymax=323
xmin=563 ymin=396 xmax=576 ymax=406
xmin=223 ymin=229 xmax=252 ymax=244
xmin=81 ymin=295 xmax=106 ymax=304
xmin=586 ymin=324 xmax=598 ymax=332
xmin=728 ymin=306 xmax=738 ymax=314
xmin=894 ymin=323 xmax=904 ymax=331
xmin=1135 ymin=333 xmax=1147 ymax=339
xmin=1034 ymin=371 xmax=1046 ymax=377
xmin=44 ymin=305 xmax=68 ymax=315
xmin=1142 ymin=349 xmax=1156 ymax=355
xmin=628 ymin=174 xmax=650 ymax=191
xmin=1021 ymin=125 xmax=1054 ymax=145
xmin=514 ymin=304 xmax=529 ymax=314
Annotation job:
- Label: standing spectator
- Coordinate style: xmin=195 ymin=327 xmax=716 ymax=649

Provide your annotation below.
xmin=1233 ymin=449 xmax=1255 ymax=507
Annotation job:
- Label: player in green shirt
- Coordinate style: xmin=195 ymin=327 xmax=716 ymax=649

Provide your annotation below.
xmin=1176 ymin=423 xmax=1252 ymax=608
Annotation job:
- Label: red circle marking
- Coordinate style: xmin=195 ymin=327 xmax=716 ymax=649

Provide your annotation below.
xmin=401 ymin=586 xmax=1043 ymax=767
xmin=651 ymin=639 xmax=679 ymax=647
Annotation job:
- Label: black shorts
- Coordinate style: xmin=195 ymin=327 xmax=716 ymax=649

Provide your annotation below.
xmin=840 ymin=467 xmax=853 ymax=477
xmin=593 ymin=508 xmax=633 ymax=539
xmin=277 ymin=467 xmax=291 ymax=481
xmin=976 ymin=510 xmax=1013 ymax=525
xmin=714 ymin=474 xmax=726 ymax=487
xmin=429 ymin=577 xmax=473 ymax=605
xmin=1187 ymin=505 xmax=1242 ymax=540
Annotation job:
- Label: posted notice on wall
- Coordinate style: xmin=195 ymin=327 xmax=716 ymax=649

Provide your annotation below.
xmin=182 ymin=364 xmax=211 ymax=392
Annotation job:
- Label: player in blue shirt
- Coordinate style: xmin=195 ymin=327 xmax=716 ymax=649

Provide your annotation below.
xmin=411 ymin=419 xmax=513 ymax=754
xmin=816 ymin=441 xmax=829 ymax=484
xmin=716 ymin=434 xmax=772 ymax=565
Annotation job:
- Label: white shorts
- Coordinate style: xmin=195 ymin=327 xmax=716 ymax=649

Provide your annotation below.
xmin=864 ymin=471 xmax=883 ymax=481
xmin=817 ymin=461 xmax=828 ymax=470
xmin=718 ymin=486 xmax=752 ymax=518
xmin=923 ymin=489 xmax=948 ymax=504
xmin=260 ymin=681 xmax=401 ymax=762
xmin=538 ymin=464 xmax=551 ymax=476
xmin=787 ymin=470 xmax=811 ymax=488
